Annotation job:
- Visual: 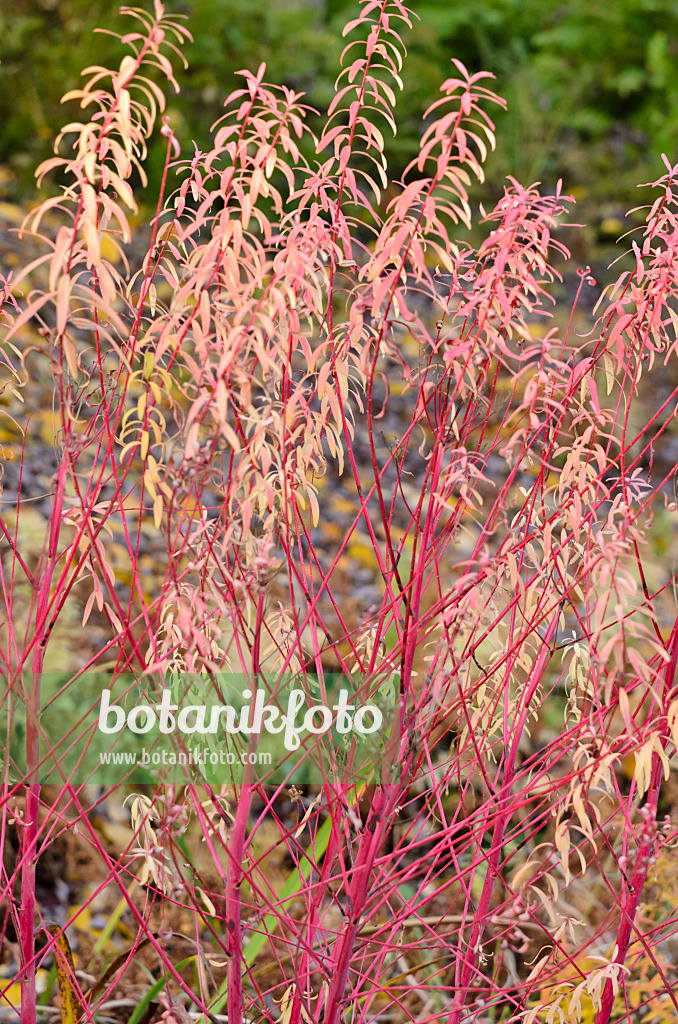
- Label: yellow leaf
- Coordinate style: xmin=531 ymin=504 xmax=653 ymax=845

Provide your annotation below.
xmin=0 ymin=982 xmax=21 ymax=1010
xmin=144 ymin=469 xmax=157 ymax=500
xmin=115 ymin=55 xmax=137 ymax=92
xmin=82 ymin=216 xmax=100 ymax=267
xmin=56 ymin=274 xmax=71 ymax=335
xmin=83 ymin=151 xmax=97 ymax=184
xmin=48 ymin=925 xmax=84 ymax=1024
xmin=100 ymin=233 xmax=121 ymax=264
xmin=63 ymin=333 xmax=78 ymax=378
xmin=153 ymin=493 xmax=163 ymax=529
xmin=279 ymin=986 xmax=295 ymax=1024
xmin=348 ymin=537 xmax=377 ymax=569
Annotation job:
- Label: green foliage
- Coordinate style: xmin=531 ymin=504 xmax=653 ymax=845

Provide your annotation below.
xmin=0 ymin=0 xmax=128 ymax=196
xmin=3 ymin=0 xmax=678 ymax=214
xmin=0 ymin=0 xmax=343 ymax=202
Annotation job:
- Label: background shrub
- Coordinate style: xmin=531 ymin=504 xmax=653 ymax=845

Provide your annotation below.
xmin=3 ymin=0 xmax=678 ymax=225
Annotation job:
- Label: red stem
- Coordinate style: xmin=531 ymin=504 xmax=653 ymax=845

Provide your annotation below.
xmin=593 ymin=614 xmax=678 ymax=1024
xmin=20 ymin=457 xmax=67 ymax=1024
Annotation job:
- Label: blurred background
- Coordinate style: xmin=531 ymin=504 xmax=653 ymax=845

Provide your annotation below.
xmin=2 ymin=0 xmax=678 ymax=251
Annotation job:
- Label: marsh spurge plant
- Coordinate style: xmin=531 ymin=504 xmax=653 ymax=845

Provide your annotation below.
xmin=3 ymin=1 xmax=678 ymax=1022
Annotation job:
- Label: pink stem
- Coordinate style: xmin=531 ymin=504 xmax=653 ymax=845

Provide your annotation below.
xmin=20 ymin=459 xmax=67 ymax=1024
xmin=593 ymin=614 xmax=678 ymax=1024
xmin=447 ymin=605 xmax=561 ymax=1024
